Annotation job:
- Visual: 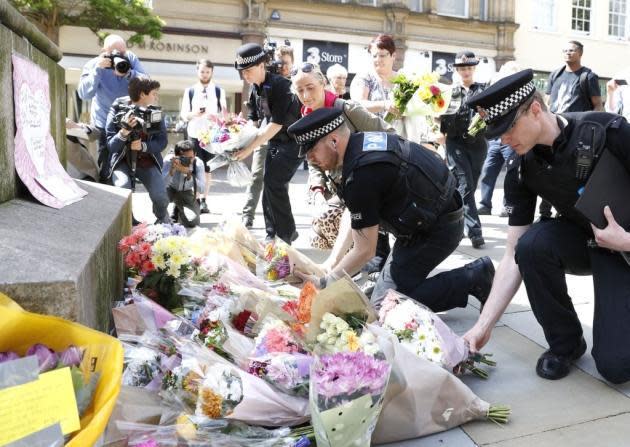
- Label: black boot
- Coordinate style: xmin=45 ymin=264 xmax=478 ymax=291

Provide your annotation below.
xmin=466 ymin=256 xmax=495 ymax=307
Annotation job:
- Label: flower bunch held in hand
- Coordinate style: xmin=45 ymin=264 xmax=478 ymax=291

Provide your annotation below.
xmin=262 ymin=239 xmax=291 ymax=281
xmin=385 ymin=70 xmax=451 ymax=123
xmin=467 ymin=112 xmax=487 ymax=137
xmin=379 ymin=291 xmax=496 ymax=379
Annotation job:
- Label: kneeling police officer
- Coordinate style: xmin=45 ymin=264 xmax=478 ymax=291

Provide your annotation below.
xmin=464 ymin=69 xmax=630 ymax=383
xmin=289 ymin=108 xmax=495 ymax=313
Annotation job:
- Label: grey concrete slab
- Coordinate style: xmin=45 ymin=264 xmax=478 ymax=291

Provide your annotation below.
xmin=438 ymin=304 xmax=505 ymax=336
xmin=460 ymin=327 xmax=630 ymax=445
xmin=485 ymin=413 xmax=630 ymax=447
xmin=379 ymin=427 xmax=476 ymax=447
xmin=500 ymin=305 xmax=630 ymax=398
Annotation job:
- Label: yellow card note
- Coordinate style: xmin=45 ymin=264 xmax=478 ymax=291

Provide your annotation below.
xmin=0 ymin=367 xmax=80 ymax=445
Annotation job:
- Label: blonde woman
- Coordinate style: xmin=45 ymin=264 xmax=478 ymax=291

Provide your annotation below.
xmin=291 ymin=63 xmax=393 ymax=263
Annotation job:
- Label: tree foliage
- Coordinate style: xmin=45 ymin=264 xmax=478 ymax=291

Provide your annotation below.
xmin=10 ymin=0 xmax=165 ymax=45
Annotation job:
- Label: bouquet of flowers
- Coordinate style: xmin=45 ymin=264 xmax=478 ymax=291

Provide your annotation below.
xmin=260 ymin=238 xmax=326 ymax=283
xmin=314 ymin=312 xmax=379 ymax=355
xmin=467 ymin=111 xmax=487 ymax=137
xmin=379 ymin=289 xmax=495 ymax=378
xmin=385 ymin=70 xmax=452 ymax=123
xmin=118 ymin=223 xmax=187 ymax=276
xmin=195 ymin=363 xmax=244 ymax=420
xmin=310 ymin=351 xmax=391 ymax=447
xmin=248 ymin=352 xmax=313 ymax=397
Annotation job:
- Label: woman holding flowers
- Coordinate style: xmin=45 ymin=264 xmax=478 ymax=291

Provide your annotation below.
xmin=291 ymin=64 xmax=394 ymax=271
xmin=438 ymin=50 xmax=488 ymax=249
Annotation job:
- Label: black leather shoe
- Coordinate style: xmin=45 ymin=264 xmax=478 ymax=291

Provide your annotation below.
xmin=471 ymin=235 xmax=486 ymax=249
xmin=477 ymin=205 xmax=492 ymax=215
xmin=242 ymin=216 xmax=253 ymax=229
xmin=467 ymin=256 xmax=495 ymax=307
xmin=536 ymin=338 xmax=587 ymax=380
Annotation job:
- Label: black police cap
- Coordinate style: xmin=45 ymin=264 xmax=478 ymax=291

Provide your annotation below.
xmin=452 ymin=50 xmax=479 ymax=67
xmin=288 ymin=108 xmax=345 ymax=158
xmin=467 ymin=69 xmax=536 ymax=139
xmin=235 ymin=43 xmax=267 ymax=70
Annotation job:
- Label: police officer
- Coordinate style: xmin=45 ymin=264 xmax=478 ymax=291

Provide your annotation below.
xmin=464 ymin=69 xmax=630 ymax=384
xmin=439 ymin=51 xmax=487 ymax=248
xmin=234 ymin=43 xmax=302 ymax=244
xmin=288 ymin=108 xmax=495 ymax=312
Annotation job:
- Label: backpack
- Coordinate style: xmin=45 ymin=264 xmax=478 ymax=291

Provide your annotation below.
xmin=549 ymin=66 xmax=594 ymax=110
xmin=177 ymin=85 xmax=223 ymax=138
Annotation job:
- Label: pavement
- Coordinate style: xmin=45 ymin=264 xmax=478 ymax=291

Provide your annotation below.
xmin=131 ymin=165 xmax=630 ymax=447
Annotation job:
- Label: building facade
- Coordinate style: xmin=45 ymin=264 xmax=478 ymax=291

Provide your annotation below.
xmin=59 ymin=0 xmax=518 ymax=124
xmin=514 ymin=0 xmax=629 ymax=90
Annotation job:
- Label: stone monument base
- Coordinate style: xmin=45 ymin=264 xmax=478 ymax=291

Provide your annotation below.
xmin=0 ymin=181 xmax=131 ymax=331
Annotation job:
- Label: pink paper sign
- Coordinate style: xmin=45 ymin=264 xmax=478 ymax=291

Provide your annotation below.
xmin=12 ymin=53 xmax=86 ymax=208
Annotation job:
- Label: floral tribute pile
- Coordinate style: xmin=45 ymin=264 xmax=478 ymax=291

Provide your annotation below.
xmin=111 ymin=219 xmax=510 ymax=446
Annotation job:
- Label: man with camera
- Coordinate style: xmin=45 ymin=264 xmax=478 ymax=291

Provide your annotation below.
xmin=106 ymin=77 xmax=170 ymax=224
xmin=78 ymin=34 xmax=147 ymax=182
xmin=162 ymin=140 xmax=206 ymax=227
xmin=234 ymin=43 xmax=302 ymax=244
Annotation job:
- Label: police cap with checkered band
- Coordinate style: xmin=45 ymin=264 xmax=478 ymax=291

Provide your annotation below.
xmin=288 ymin=108 xmax=345 ymax=158
xmin=234 ymin=43 xmax=267 ymax=70
xmin=467 ymin=69 xmax=536 ymax=139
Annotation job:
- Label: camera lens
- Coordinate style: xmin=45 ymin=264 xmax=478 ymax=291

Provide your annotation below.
xmin=114 ymin=58 xmax=131 ymax=73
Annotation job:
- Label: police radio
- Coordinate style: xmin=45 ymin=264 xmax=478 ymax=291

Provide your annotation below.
xmin=575 ymin=139 xmax=593 ymax=181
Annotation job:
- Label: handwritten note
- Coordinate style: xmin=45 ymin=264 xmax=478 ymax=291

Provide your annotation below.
xmin=0 ymin=367 xmax=80 ymax=445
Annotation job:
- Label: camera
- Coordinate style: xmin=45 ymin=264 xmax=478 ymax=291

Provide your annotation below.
xmin=105 ymin=50 xmax=131 ymax=74
xmin=177 ymin=156 xmax=193 ymax=167
xmin=114 ymin=104 xmax=163 ymax=139
xmin=264 ymin=38 xmax=291 ymax=75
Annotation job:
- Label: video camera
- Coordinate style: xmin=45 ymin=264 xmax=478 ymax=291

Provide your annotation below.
xmin=105 ymin=50 xmax=131 ymax=74
xmin=263 ymin=38 xmax=291 ymax=75
xmin=114 ymin=104 xmax=163 ymax=140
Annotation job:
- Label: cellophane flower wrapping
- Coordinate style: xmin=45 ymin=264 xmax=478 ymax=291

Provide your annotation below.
xmin=310 ymin=350 xmax=390 ymax=447
xmin=378 ymin=289 xmax=470 ymax=372
xmin=259 ymin=238 xmax=326 ymax=284
xmin=385 ymin=70 xmax=452 ymax=123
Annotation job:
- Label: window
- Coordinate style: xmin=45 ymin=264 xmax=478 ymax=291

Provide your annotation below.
xmin=409 ymin=0 xmax=422 ymax=12
xmin=436 ymin=0 xmax=468 ymax=18
xmin=609 ymin=0 xmax=627 ymax=38
xmin=532 ymin=0 xmax=557 ymax=31
xmin=572 ymin=0 xmax=592 ymax=34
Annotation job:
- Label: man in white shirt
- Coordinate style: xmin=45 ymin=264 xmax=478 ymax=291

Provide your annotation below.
xmin=180 ymin=59 xmax=227 ymax=214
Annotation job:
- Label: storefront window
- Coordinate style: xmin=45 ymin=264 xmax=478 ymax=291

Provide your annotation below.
xmin=437 ymin=0 xmax=468 ymax=18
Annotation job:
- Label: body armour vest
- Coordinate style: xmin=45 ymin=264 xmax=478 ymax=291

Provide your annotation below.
xmin=514 ymin=111 xmax=623 ymax=229
xmin=339 ymin=132 xmax=457 ymax=239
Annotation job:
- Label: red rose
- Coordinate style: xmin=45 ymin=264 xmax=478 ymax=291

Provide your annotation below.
xmin=430 ymin=85 xmax=441 ymax=96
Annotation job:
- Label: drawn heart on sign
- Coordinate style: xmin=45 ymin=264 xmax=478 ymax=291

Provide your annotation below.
xmin=18 ymin=83 xmax=50 ymax=175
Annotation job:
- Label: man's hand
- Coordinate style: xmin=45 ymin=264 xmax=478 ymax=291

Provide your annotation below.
xmin=130 ymin=139 xmax=142 ymax=151
xmin=97 ymin=52 xmax=112 ymax=69
xmin=591 ymin=206 xmax=630 ymax=251
xmin=463 ymin=323 xmax=492 ymax=353
xmin=172 ymin=158 xmax=191 ymax=174
xmin=120 ymin=114 xmax=137 ymax=137
xmin=606 ymin=79 xmax=619 ymax=94
xmin=294 ymin=270 xmax=323 ymax=288
xmin=234 ymin=145 xmax=256 ymax=161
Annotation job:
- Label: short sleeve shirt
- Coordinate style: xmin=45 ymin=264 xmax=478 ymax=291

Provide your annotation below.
xmin=546 ymin=67 xmax=600 ymax=113
xmin=350 ymin=71 xmax=391 ymax=118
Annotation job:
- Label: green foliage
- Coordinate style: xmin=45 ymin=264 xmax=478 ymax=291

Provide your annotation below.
xmin=10 ymin=0 xmax=164 ymax=44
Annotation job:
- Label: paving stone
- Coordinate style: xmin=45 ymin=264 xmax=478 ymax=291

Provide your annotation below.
xmin=460 ymin=327 xmax=630 ymax=445
xmin=379 ymin=427 xmax=476 ymax=447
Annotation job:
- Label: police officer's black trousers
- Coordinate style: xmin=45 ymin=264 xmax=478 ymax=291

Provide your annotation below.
xmin=262 ymin=141 xmax=302 ymax=243
xmin=515 ymin=218 xmax=630 ymax=384
xmin=371 ymin=209 xmax=477 ymax=312
xmin=446 ymin=137 xmax=487 ymax=238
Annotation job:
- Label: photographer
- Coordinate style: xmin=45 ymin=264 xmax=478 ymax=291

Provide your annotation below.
xmin=162 ymin=140 xmax=206 ymax=228
xmin=106 ymin=77 xmax=170 ymax=224
xmin=234 ymin=43 xmax=302 ymax=244
xmin=78 ymin=34 xmax=146 ymax=182
xmin=275 ymin=45 xmax=294 ymax=79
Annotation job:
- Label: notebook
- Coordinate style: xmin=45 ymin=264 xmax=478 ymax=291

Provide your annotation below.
xmin=575 ymin=149 xmax=630 ymax=229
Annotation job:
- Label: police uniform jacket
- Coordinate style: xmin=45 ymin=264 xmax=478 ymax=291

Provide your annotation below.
xmin=247 ymin=72 xmax=301 ymax=144
xmin=440 ymin=82 xmax=486 ymax=141
xmin=505 ymin=112 xmax=630 ymax=231
xmin=337 ymin=132 xmax=458 ymax=239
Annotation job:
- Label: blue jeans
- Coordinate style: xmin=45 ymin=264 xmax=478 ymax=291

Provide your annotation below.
xmin=112 ymin=163 xmax=171 ymax=223
xmin=479 ymin=139 xmax=514 ymax=209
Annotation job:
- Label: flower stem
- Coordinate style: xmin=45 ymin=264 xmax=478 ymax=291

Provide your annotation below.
xmin=487 ymin=405 xmax=511 ymax=425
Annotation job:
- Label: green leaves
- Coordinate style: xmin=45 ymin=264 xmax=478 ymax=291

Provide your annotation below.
xmin=9 ymin=0 xmax=164 ymax=44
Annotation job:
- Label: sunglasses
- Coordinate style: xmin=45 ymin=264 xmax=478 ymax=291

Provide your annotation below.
xmin=290 ymin=62 xmax=316 ymax=77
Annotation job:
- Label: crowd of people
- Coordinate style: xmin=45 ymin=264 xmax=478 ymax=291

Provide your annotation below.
xmin=72 ymin=32 xmax=630 ymax=385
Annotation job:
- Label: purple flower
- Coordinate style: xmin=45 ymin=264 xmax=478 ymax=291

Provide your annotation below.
xmin=313 ymin=352 xmax=390 ymax=399
xmin=59 ymin=345 xmax=84 ymax=368
xmin=0 ymin=351 xmax=20 ymax=363
xmin=26 ymin=343 xmax=58 ymax=372
xmin=294 ymin=436 xmax=312 ymax=447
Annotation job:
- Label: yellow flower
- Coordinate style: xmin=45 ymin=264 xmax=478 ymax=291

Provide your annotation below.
xmin=170 ymin=253 xmax=185 ymax=266
xmin=200 ymin=388 xmax=224 ymax=418
xmin=152 ymin=254 xmax=166 ymax=269
xmin=343 ymin=330 xmax=361 ymax=352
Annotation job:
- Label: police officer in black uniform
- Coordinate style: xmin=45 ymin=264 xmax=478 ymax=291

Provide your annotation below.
xmin=464 ymin=69 xmax=630 ymax=384
xmin=233 ymin=43 xmax=302 ymax=244
xmin=440 ymin=51 xmax=487 ymax=248
xmin=288 ymin=108 xmax=495 ymax=312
